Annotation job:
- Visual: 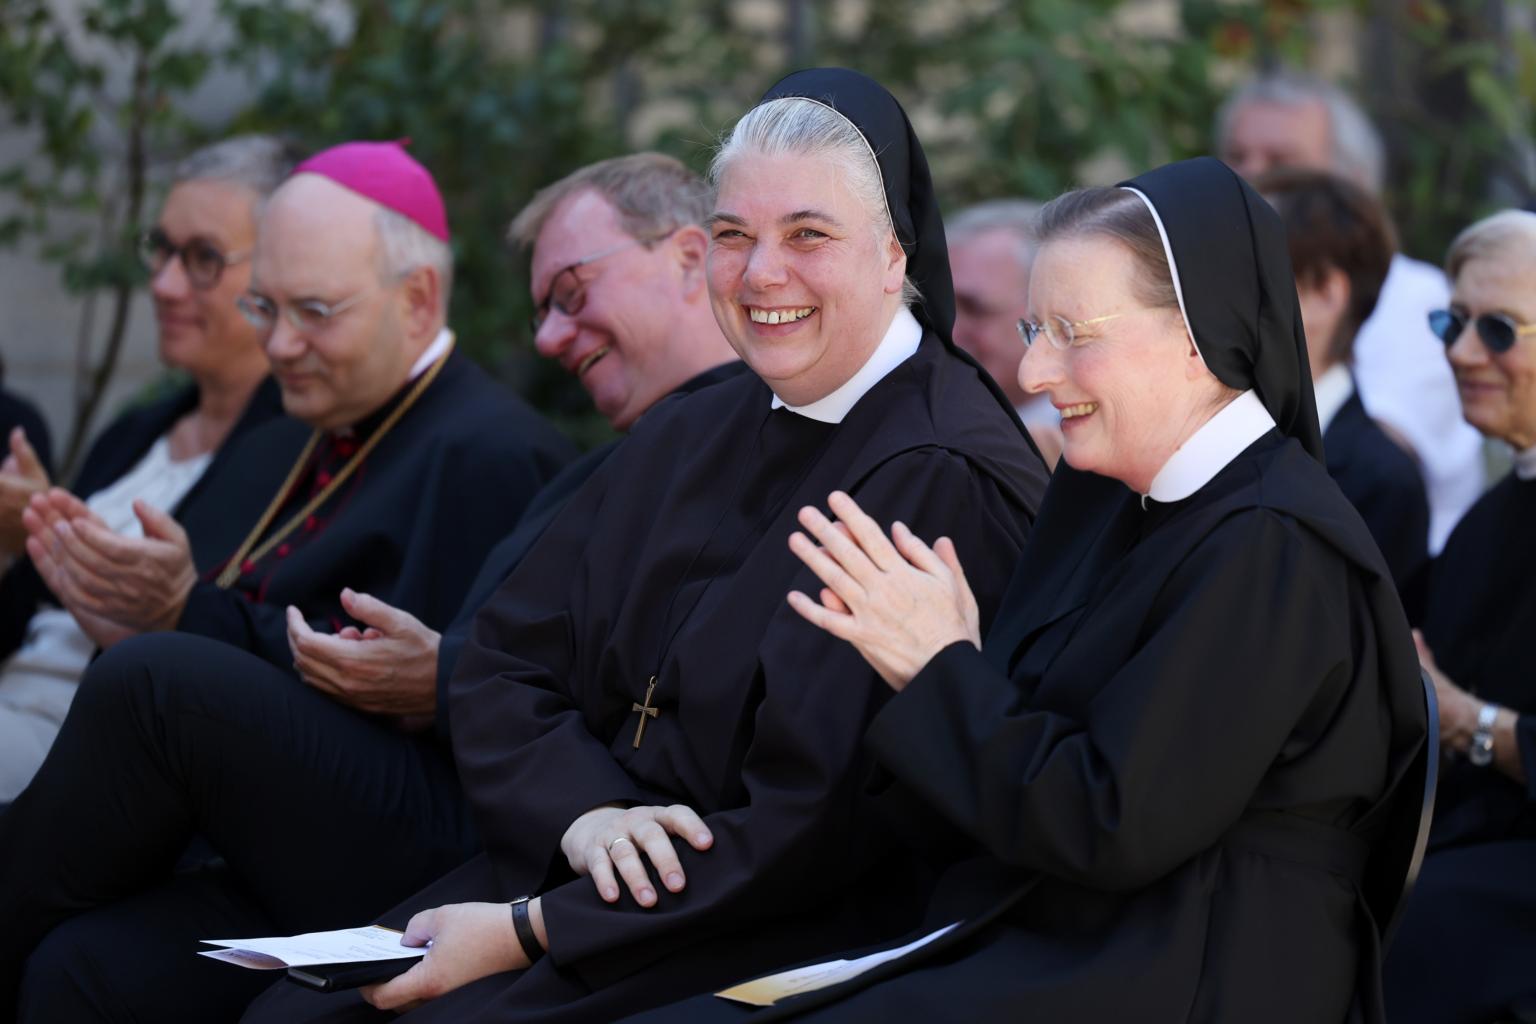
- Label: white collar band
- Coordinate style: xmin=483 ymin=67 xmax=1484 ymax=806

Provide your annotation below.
xmin=1312 ymin=363 xmax=1355 ymax=436
xmin=770 ymin=307 xmax=922 ymax=423
xmin=1144 ymin=389 xmax=1276 ymax=506
xmin=1516 ymin=443 xmax=1536 ymax=481
xmin=409 ymin=327 xmax=454 ymax=382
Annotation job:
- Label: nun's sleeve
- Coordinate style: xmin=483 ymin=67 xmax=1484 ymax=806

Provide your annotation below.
xmin=866 ymin=507 xmax=1361 ymax=891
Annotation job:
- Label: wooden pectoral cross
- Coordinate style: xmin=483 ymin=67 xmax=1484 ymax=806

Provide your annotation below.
xmin=631 ymin=676 xmax=660 ymax=749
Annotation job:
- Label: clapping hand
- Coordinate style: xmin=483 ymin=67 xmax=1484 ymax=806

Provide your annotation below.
xmin=23 ymin=489 xmax=196 ymax=646
xmin=0 ymin=428 xmax=50 ymax=556
xmin=287 ymin=588 xmax=441 ymax=718
xmin=786 ymin=490 xmax=981 ymax=691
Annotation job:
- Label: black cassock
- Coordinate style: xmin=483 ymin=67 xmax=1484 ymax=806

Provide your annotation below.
xmin=633 ymin=433 xmax=1425 ymax=1024
xmin=243 ymin=333 xmax=1048 ymax=1024
xmin=173 ymin=350 xmax=575 ymax=664
xmin=1324 ymin=386 xmax=1430 ymax=591
xmin=1385 ymin=472 xmax=1536 ymax=1023
xmin=0 ymin=353 xmax=572 ymax=1020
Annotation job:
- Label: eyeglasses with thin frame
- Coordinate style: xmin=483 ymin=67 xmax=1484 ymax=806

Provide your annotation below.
xmin=1428 ymin=308 xmax=1536 ymax=355
xmin=236 ymin=290 xmax=369 ymax=334
xmin=529 ymin=229 xmax=679 ymax=334
xmin=1017 ymin=312 xmax=1132 ymax=350
xmin=138 ymin=228 xmax=250 ymax=291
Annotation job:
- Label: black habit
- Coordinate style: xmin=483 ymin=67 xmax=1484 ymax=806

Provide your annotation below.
xmin=0 ymin=377 xmax=285 ymax=659
xmin=1385 ymin=472 xmax=1536 ymax=1022
xmin=0 ymin=349 xmax=574 ymax=1022
xmin=1324 ymin=384 xmax=1430 ymax=591
xmin=243 ymin=68 xmax=1049 ymax=1024
xmin=632 ymin=158 xmax=1427 ymax=1024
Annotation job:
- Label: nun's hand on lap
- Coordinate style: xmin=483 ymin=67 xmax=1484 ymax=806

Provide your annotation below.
xmin=561 ymin=804 xmax=714 ymax=907
xmin=361 ymin=901 xmax=529 ymax=1012
xmin=787 ymin=491 xmax=980 ymax=692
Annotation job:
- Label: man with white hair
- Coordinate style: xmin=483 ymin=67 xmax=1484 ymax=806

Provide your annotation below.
xmin=1218 ymin=71 xmax=1485 ymax=550
xmin=0 ymin=141 xmax=573 ymax=1021
xmin=947 ymin=199 xmax=1062 ymax=465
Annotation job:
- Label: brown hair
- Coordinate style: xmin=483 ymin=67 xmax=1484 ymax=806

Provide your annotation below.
xmin=508 ymin=152 xmax=709 ymax=251
xmin=1034 ymin=187 xmax=1179 ymax=311
xmin=1257 ymin=167 xmax=1395 ymax=364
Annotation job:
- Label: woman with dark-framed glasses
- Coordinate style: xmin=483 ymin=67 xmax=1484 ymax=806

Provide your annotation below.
xmin=1386 ymin=210 xmax=1536 ymax=1023
xmin=0 ymin=135 xmax=296 ymax=801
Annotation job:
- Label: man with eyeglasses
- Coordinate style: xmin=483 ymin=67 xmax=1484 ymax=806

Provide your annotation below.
xmin=0 ymin=141 xmax=574 ymax=1022
xmin=272 ymin=152 xmax=740 ymax=757
xmin=0 ymin=148 xmax=737 ymax=1019
xmin=0 ymin=135 xmax=298 ymax=804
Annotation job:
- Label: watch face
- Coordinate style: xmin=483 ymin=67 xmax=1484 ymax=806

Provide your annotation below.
xmin=1470 ymin=740 xmax=1494 ymax=767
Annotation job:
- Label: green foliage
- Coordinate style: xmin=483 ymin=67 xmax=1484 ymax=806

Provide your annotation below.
xmin=4 ymin=0 xmax=1532 ymax=453
xmin=0 ymin=0 xmax=216 ymax=470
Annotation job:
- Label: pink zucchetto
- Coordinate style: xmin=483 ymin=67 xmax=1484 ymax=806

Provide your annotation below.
xmin=292 ymin=140 xmax=449 ymax=242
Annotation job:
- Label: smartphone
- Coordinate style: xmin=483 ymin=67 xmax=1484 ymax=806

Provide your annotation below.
xmin=285 ymin=956 xmax=424 ymax=993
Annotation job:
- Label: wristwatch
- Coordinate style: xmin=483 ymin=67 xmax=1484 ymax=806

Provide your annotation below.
xmin=510 ymin=895 xmax=545 ymax=963
xmin=1469 ymin=703 xmax=1499 ymax=767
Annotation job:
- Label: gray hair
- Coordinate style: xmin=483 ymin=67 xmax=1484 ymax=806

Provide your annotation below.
xmin=1445 ymin=209 xmax=1536 ymax=281
xmin=509 ymin=152 xmax=709 ymax=252
xmin=374 ymin=206 xmax=454 ymax=312
xmin=1217 ymin=71 xmax=1386 ymax=195
xmin=946 ymin=199 xmax=1043 ymax=269
xmin=172 ymin=134 xmax=301 ymax=197
xmin=711 ymin=97 xmax=920 ymax=306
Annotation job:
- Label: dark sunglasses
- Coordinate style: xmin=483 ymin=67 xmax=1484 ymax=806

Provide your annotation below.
xmin=137 ymin=228 xmax=249 ymax=290
xmin=1428 ymin=308 xmax=1536 ymax=355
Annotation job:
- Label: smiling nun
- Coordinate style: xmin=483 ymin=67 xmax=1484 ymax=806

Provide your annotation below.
xmin=637 ymin=158 xmax=1429 ymax=1023
xmin=241 ymin=68 xmax=1047 ymax=1024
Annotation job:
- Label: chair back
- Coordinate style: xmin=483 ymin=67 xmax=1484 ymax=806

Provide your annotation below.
xmin=1361 ymin=669 xmax=1439 ymax=948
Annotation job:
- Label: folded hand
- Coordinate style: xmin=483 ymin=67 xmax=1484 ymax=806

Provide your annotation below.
xmin=561 ymin=803 xmax=714 ymax=907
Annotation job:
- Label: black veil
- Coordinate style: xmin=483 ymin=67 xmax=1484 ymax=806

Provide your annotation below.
xmin=755 ymin=68 xmax=1033 ymax=442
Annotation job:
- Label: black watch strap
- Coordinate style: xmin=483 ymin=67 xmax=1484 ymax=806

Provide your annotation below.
xmin=510 ymin=896 xmax=545 ymax=963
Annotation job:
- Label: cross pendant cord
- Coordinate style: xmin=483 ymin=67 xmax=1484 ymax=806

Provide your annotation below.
xmin=629 ymin=406 xmax=837 ymax=748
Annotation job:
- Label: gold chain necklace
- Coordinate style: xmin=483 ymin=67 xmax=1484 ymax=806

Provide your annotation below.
xmin=215 ymin=342 xmax=453 ymax=589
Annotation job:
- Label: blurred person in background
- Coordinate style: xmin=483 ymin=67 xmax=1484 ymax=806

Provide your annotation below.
xmin=1385 ymin=209 xmax=1536 ymax=1024
xmin=1260 ymin=168 xmax=1429 ymax=591
xmin=0 ymin=135 xmax=295 ymax=802
xmin=948 ymin=199 xmax=1062 ymax=466
xmin=1218 ymin=70 xmax=1485 ymax=551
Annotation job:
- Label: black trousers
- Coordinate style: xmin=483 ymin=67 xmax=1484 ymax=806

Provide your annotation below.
xmin=1384 ymin=839 xmax=1536 ymax=1024
xmin=0 ymin=632 xmax=479 ymax=1023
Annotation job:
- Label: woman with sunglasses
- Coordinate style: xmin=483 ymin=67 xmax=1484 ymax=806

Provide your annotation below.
xmin=0 ymin=135 xmax=294 ymax=802
xmin=1385 ymin=210 xmax=1536 ymax=1023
